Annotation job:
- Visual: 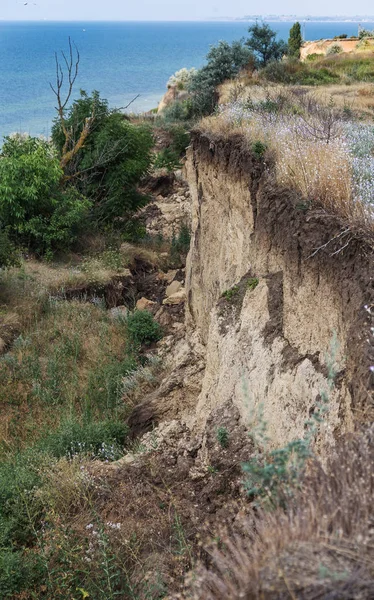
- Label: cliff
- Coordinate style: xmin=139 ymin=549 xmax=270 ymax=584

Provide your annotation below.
xmin=301 ymin=37 xmax=374 ymax=59
xmin=184 ymin=131 xmax=373 ymax=449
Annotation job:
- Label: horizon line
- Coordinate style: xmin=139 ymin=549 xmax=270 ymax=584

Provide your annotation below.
xmin=1 ymin=16 xmax=374 ymax=23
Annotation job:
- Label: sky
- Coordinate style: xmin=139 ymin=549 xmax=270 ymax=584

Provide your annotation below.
xmin=1 ymin=0 xmax=374 ymax=21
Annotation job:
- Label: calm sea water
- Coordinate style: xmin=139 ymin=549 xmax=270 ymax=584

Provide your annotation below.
xmin=1 ymin=20 xmax=373 ymax=139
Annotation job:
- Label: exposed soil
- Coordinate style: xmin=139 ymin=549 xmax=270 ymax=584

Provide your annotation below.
xmin=88 ymin=402 xmax=254 ymax=597
xmin=191 ymin=131 xmax=374 ymax=423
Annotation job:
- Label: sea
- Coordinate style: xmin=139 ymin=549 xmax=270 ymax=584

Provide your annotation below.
xmin=1 ymin=20 xmax=374 ymax=139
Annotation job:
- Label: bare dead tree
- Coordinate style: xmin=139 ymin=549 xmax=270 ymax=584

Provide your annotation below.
xmin=296 ymin=94 xmax=342 ymax=144
xmin=50 ymin=37 xmax=96 ymax=170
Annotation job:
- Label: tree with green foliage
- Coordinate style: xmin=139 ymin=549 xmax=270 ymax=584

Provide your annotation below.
xmin=245 ymin=22 xmax=288 ymax=67
xmin=288 ymin=22 xmax=303 ymax=59
xmin=50 ymin=40 xmax=154 ymax=224
xmin=358 ymin=27 xmax=374 ymax=39
xmin=0 ymin=228 xmax=18 ymax=268
xmin=189 ymin=40 xmax=254 ymax=116
xmin=52 ymin=90 xmax=154 ymax=222
xmin=0 ymin=135 xmax=90 ymax=255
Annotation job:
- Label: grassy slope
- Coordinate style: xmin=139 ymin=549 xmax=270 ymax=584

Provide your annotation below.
xmin=0 ymin=240 xmax=168 ymax=599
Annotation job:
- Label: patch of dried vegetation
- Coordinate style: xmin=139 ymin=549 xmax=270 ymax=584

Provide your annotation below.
xmin=199 ymin=86 xmax=374 ymax=242
xmin=219 ymin=80 xmax=374 ymax=117
xmin=182 ymin=432 xmax=374 ymax=599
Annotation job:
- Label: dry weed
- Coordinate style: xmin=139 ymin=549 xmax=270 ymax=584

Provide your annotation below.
xmin=200 ymin=89 xmax=374 ymax=240
xmin=37 ymin=457 xmax=95 ymax=518
xmin=183 ymin=432 xmax=374 ymax=600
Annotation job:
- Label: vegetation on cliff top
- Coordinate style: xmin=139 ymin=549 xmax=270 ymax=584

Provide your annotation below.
xmin=199 ymin=88 xmax=374 ymax=239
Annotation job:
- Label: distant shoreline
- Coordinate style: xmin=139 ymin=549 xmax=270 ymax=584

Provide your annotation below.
xmin=1 ymin=18 xmax=374 ymax=24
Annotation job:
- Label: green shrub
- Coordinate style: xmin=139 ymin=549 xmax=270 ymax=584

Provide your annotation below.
xmin=154 ymin=147 xmax=182 ymax=172
xmin=121 ymin=217 xmax=147 ymax=242
xmin=0 ymin=135 xmax=90 ymax=255
xmin=172 ymin=223 xmax=191 ymax=254
xmin=126 ymin=310 xmax=163 ymax=349
xmin=247 ymin=277 xmax=259 ymax=290
xmin=168 ymin=124 xmax=190 ymax=155
xmin=243 ymin=335 xmax=339 ymax=507
xmin=222 ymin=285 xmax=239 ymax=301
xmin=297 ymin=67 xmax=340 ymax=85
xmin=358 ymin=28 xmax=374 ymax=39
xmin=0 ymin=451 xmax=44 ymax=548
xmin=305 ymin=53 xmax=324 ymax=61
xmin=326 ymin=44 xmax=343 ymax=55
xmin=168 ymin=224 xmax=191 ymax=267
xmin=52 ymin=91 xmax=154 ymax=223
xmin=0 ymin=228 xmax=19 ymax=268
xmin=242 ymin=438 xmax=310 ymax=505
xmin=189 ymin=41 xmax=254 ymax=116
xmin=162 ymin=99 xmax=194 ymax=122
xmin=251 ymin=141 xmax=267 ymax=159
xmin=85 ymin=355 xmax=137 ymax=412
xmin=260 ymin=60 xmax=294 ymax=83
xmin=260 ymin=59 xmax=339 ymax=85
xmin=0 ymin=550 xmax=45 ymax=599
xmin=38 ymin=419 xmax=129 ymax=460
xmin=216 ymin=427 xmax=229 ymax=448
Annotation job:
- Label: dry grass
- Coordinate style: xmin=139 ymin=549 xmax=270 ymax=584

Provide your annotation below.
xmin=218 ymin=80 xmax=374 ymax=117
xmin=37 ymin=456 xmax=95 ymax=518
xmin=200 ymin=88 xmax=374 ymax=240
xmin=183 ymin=432 xmax=374 ymax=599
xmin=0 ymin=242 xmax=161 ymax=345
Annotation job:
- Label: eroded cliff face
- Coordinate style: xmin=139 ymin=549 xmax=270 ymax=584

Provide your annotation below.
xmin=185 ymin=132 xmax=373 ymax=448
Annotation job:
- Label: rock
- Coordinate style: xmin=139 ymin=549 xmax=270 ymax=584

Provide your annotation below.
xmin=136 ymin=297 xmax=158 ymax=312
xmin=163 ymin=289 xmax=186 ymax=305
xmin=109 ymin=306 xmax=128 ymax=319
xmin=158 ymin=270 xmax=178 ymax=284
xmin=115 ymin=453 xmax=136 ymax=467
xmin=166 ymin=280 xmax=182 ymax=297
xmin=157 ymin=86 xmax=178 ymax=113
xmin=158 ymin=86 xmax=189 ymax=113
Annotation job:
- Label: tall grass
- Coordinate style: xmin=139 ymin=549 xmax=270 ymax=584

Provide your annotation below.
xmin=0 ymin=265 xmax=166 ymax=598
xmin=200 ymin=89 xmax=374 ymax=238
xmin=184 ymin=433 xmax=374 ymax=599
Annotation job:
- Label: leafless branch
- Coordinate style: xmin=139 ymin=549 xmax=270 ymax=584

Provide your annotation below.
xmin=50 ymin=38 xmax=95 ymax=170
xmin=307 ymin=228 xmax=351 ymax=259
xmin=117 ymin=94 xmax=141 ymax=111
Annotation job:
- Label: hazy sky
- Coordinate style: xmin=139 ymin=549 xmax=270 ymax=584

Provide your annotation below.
xmin=2 ymin=0 xmax=374 ymax=21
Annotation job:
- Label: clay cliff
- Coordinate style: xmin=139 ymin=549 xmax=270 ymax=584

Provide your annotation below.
xmin=182 ymin=131 xmax=372 ymax=448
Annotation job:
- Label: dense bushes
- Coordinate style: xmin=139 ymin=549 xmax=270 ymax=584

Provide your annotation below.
xmin=0 ymin=228 xmax=18 ymax=268
xmin=0 ymin=90 xmax=154 ymax=260
xmin=260 ymin=59 xmax=340 ymax=85
xmin=38 ymin=419 xmax=129 ymax=459
xmin=0 ymin=135 xmax=90 ymax=255
xmin=260 ymin=52 xmax=374 ymax=85
xmin=52 ymin=91 xmax=154 ymax=222
xmin=168 ymin=24 xmax=288 ymax=119
xmin=188 ymin=40 xmax=254 ymax=116
xmin=153 ymin=123 xmax=190 ymax=171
